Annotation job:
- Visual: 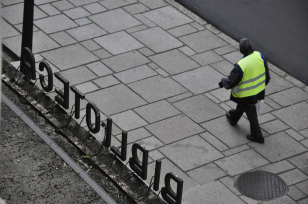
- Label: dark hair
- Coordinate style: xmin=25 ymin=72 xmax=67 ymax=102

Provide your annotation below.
xmin=239 ymin=38 xmax=252 ymax=55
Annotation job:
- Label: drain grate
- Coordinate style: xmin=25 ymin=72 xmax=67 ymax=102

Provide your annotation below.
xmin=236 ymin=171 xmax=286 ymax=201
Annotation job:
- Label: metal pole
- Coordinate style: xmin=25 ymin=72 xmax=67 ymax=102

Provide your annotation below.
xmin=20 ymin=0 xmax=34 ymax=74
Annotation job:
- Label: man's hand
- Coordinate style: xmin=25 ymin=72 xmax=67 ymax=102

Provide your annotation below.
xmin=219 ymin=82 xmax=223 ymax=88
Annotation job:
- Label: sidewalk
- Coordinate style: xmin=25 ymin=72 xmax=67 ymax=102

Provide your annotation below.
xmin=2 ymin=0 xmax=308 ymax=203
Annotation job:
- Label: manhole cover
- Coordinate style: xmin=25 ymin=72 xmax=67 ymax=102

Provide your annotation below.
xmin=236 ymin=171 xmax=286 ymax=201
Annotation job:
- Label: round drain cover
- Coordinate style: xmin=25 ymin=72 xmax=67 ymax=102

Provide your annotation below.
xmin=236 ymin=171 xmax=286 ymax=201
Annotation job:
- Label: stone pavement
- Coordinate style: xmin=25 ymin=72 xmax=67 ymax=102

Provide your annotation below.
xmin=2 ymin=0 xmax=308 ymax=203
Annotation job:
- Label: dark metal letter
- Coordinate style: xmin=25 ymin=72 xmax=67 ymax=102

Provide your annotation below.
xmin=129 ymin=143 xmax=148 ymax=180
xmin=161 ymin=172 xmax=183 ymax=204
xmin=20 ymin=47 xmax=36 ymax=80
xmin=102 ymin=118 xmax=112 ymax=148
xmin=111 ymin=131 xmax=127 ymax=161
xmin=39 ymin=61 xmax=53 ymax=92
xmin=70 ymin=86 xmax=85 ymax=119
xmin=54 ymin=72 xmax=69 ymax=109
xmin=86 ymin=102 xmax=100 ymax=133
xmin=153 ymin=160 xmax=162 ymax=191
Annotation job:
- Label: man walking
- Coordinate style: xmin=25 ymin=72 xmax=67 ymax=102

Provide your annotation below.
xmin=219 ymin=38 xmax=270 ymax=144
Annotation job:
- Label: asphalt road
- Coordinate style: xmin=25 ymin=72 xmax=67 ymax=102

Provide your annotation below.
xmin=176 ymin=0 xmax=308 ymax=85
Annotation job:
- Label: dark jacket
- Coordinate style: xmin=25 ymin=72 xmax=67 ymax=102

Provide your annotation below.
xmin=221 ymin=50 xmax=271 ymax=105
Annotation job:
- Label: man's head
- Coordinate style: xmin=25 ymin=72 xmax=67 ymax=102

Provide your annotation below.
xmin=239 ymin=38 xmax=252 ymax=55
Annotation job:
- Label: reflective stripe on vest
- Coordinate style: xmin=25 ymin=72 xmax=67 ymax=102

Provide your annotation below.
xmin=232 ymin=51 xmax=266 ymax=98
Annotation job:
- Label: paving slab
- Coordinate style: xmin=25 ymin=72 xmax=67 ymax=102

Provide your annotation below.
xmin=67 ymin=0 xmax=99 ymax=7
xmin=146 ymin=158 xmax=199 ymax=193
xmin=102 ymin=51 xmax=150 ymax=72
xmin=287 ymin=186 xmax=307 ymax=201
xmin=123 ymin=3 xmax=149 ymax=15
xmin=52 ymin=1 xmax=74 ymax=11
xmin=149 ymin=150 xmax=164 ymax=161
xmin=167 ymin=24 xmax=198 ymax=38
xmin=41 ymin=44 xmax=98 ymax=70
xmin=74 ymin=18 xmax=92 ymax=26
xmin=167 ymin=92 xmax=194 ymax=103
xmin=279 ymin=169 xmax=308 ymax=186
xmin=223 ymin=50 xmax=242 ymax=64
xmin=258 ymin=113 xmax=276 ymax=124
xmin=80 ymin=40 xmax=101 ymax=51
xmin=63 ymin=7 xmax=91 ymax=19
xmin=110 ymin=110 xmax=148 ymax=131
xmin=210 ymin=60 xmax=234 ymax=76
xmin=183 ymin=181 xmax=245 ymax=204
xmin=249 ymin=132 xmax=307 ymax=162
xmin=86 ymin=61 xmax=113 ymax=77
xmin=299 ymin=129 xmax=308 ymax=137
xmin=201 ymin=116 xmax=251 ymax=148
xmin=35 ymin=0 xmax=58 ymax=5
xmin=268 ymin=87 xmax=308 ymax=107
xmin=116 ymin=128 xmax=151 ymax=144
xmin=187 ymin=163 xmax=227 ymax=185
xmin=1 ymin=0 xmax=23 ymax=6
xmin=93 ymin=49 xmax=112 ymax=60
xmin=92 ymin=76 xmax=120 ymax=88
xmin=215 ymin=149 xmax=269 ymax=176
xmin=146 ymin=115 xmax=204 ymax=144
xmin=50 ymin=31 xmax=77 ymax=46
xmin=273 ymin=102 xmax=308 ymax=131
xmin=285 ymin=129 xmax=306 ymax=141
xmin=159 ymin=135 xmax=223 ymax=171
xmin=75 ymin=81 xmax=99 ymax=94
xmin=34 ymin=14 xmax=78 ymax=34
xmin=3 ymin=31 xmax=60 ymax=57
xmin=172 ymin=66 xmax=225 ymax=94
xmin=89 ymin=8 xmax=141 ymax=33
xmin=179 ymin=30 xmax=228 ymax=53
xmin=131 ymin=27 xmax=183 ymax=53
xmin=99 ymin=0 xmax=137 ymax=10
xmin=257 ymin=160 xmax=294 ymax=174
xmin=179 ymin=46 xmax=196 ymax=56
xmin=288 ymin=152 xmax=308 ymax=173
xmin=200 ymin=132 xmax=229 ymax=151
xmin=1 ymin=19 xmax=20 ymax=39
xmin=133 ymin=14 xmax=156 ymax=27
xmin=209 ymin=88 xmax=231 ymax=102
xmin=149 ymin=49 xmax=200 ymax=75
xmin=296 ymin=180 xmax=308 ymax=195
xmin=134 ymin=100 xmax=180 ymax=123
xmin=94 ymin=31 xmax=143 ymax=55
xmin=137 ymin=136 xmax=164 ymax=151
xmin=219 ymin=176 xmax=241 ymax=195
xmin=83 ymin=3 xmax=107 ymax=14
xmin=139 ymin=0 xmax=168 ymax=9
xmin=2 ymin=3 xmax=47 ymax=25
xmin=222 ymin=145 xmax=250 ymax=157
xmin=173 ymin=95 xmax=225 ymax=123
xmin=260 ymin=119 xmax=290 ymax=134
xmin=191 ymin=51 xmax=224 ymax=66
xmin=114 ymin=65 xmax=157 ymax=84
xmin=86 ymin=84 xmax=147 ymax=116
xmin=66 ymin=24 xmax=107 ymax=41
xmin=53 ymin=66 xmax=96 ymax=87
xmin=214 ymin=45 xmax=237 ymax=55
xmin=128 ymin=75 xmax=187 ymax=103
xmin=263 ymin=195 xmax=297 ymax=204
xmin=143 ymin=6 xmax=192 ymax=30
xmin=266 ymin=71 xmax=294 ymax=95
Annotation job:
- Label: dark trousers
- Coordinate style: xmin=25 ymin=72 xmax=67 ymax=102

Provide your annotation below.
xmin=229 ymin=103 xmax=263 ymax=139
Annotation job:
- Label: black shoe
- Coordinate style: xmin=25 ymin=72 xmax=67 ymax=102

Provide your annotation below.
xmin=247 ymin=135 xmax=264 ymax=144
xmin=226 ymin=112 xmax=237 ymax=126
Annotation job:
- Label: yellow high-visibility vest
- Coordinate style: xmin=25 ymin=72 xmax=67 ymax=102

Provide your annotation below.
xmin=232 ymin=51 xmax=266 ymax=98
